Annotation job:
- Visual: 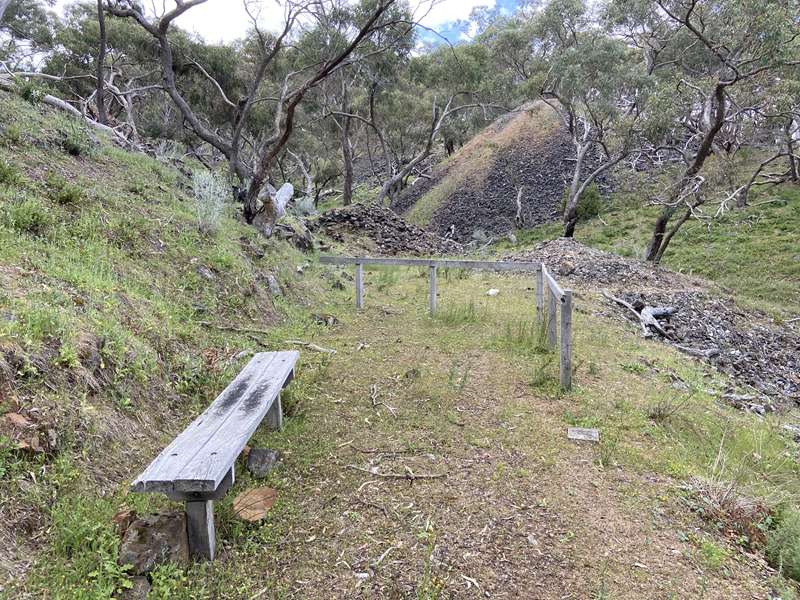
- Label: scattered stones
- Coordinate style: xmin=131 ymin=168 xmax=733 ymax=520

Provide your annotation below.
xmin=274 ymin=221 xmax=314 ymax=251
xmin=618 ymin=290 xmax=799 ymax=403
xmin=311 ymin=203 xmax=461 ymax=255
xmin=246 ymin=448 xmax=282 ymax=479
xmin=196 ymin=265 xmax=216 ymax=281
xmin=508 ymin=238 xmax=693 ymax=289
xmin=312 ymin=313 xmax=338 ymax=326
xmin=264 ymin=273 xmax=282 ymax=297
xmin=1 ymin=411 xmax=56 ymax=454
xmin=117 ymin=576 xmax=151 ymax=600
xmin=118 ymin=512 xmax=189 ymax=575
xmin=509 ymin=238 xmax=799 ymax=406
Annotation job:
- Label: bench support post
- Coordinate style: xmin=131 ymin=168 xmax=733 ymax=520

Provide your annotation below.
xmin=429 ymin=265 xmax=437 ymax=315
xmin=186 ymin=499 xmax=216 ymax=560
xmin=266 ymin=393 xmax=283 ymax=430
xmin=355 ymin=263 xmax=364 ymax=309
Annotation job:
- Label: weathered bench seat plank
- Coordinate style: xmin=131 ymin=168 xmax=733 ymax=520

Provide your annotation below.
xmin=132 ymin=351 xmax=298 ymax=495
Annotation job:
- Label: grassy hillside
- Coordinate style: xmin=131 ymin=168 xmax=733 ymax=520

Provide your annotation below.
xmin=0 ymin=90 xmax=327 ymax=596
xmin=2 ymin=88 xmax=800 ymax=599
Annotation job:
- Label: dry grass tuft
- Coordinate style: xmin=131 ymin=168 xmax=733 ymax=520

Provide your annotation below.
xmin=684 ymin=476 xmax=770 ymax=549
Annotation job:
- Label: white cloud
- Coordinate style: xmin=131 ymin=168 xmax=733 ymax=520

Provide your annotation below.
xmin=415 ymin=0 xmax=494 ymax=27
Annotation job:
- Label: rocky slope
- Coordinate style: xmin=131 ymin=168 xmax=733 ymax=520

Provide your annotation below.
xmin=392 ymin=102 xmax=588 ymax=241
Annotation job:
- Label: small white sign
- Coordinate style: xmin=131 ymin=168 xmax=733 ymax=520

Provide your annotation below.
xmin=567 ymin=427 xmax=600 ymax=442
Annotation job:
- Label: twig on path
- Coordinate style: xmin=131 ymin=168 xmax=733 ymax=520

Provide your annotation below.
xmin=198 ymin=321 xmax=272 ymax=335
xmin=351 ymin=445 xmax=435 ymax=456
xmin=370 ymin=383 xmax=397 ymax=417
xmin=285 ymin=339 xmax=337 ymax=354
xmin=346 ymin=465 xmax=446 ymax=482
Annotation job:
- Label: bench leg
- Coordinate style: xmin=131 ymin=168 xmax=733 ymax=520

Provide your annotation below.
xmin=266 ymin=392 xmax=283 ymax=430
xmin=186 ymin=499 xmax=216 ymax=560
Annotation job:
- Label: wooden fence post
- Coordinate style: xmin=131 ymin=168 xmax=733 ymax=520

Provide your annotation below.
xmin=560 ymin=290 xmax=573 ymax=390
xmin=547 ymin=285 xmax=558 ymax=349
xmin=355 ymin=263 xmax=364 ymax=309
xmin=429 ymin=265 xmax=438 ymax=315
xmin=536 ymin=263 xmax=544 ymax=323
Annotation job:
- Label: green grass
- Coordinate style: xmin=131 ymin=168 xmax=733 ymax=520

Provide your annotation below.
xmin=2 ymin=87 xmax=800 ymax=597
xmin=0 ymin=89 xmax=325 ymax=597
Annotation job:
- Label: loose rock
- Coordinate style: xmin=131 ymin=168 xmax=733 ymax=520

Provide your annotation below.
xmin=247 ymin=448 xmax=282 ymax=478
xmin=118 ymin=512 xmax=189 ymax=575
xmin=311 ymin=203 xmax=461 ymax=256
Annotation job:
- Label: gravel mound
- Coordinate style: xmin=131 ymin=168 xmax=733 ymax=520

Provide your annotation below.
xmin=507 ymin=237 xmax=698 ymax=289
xmin=616 ymin=290 xmax=800 ymax=403
xmin=311 ymin=203 xmax=462 ymax=256
xmin=509 ymin=238 xmax=799 ymax=404
xmin=392 ymin=103 xmax=611 ymax=242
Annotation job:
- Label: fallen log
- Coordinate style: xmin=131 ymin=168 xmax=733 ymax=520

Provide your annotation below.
xmin=602 ymin=290 xmax=674 ymax=339
xmin=672 ymin=344 xmax=721 ymax=359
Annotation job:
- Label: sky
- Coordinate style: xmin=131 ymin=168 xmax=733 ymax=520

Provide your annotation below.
xmin=55 ymin=1 xmax=521 ymax=45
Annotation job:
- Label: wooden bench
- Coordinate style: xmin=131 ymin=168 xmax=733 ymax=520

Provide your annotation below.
xmin=131 ymin=351 xmax=299 ymax=560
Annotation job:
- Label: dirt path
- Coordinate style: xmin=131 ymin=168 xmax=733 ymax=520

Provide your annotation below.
xmin=214 ymin=269 xmax=777 ymax=599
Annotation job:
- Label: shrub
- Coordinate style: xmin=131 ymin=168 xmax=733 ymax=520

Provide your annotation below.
xmin=561 ymin=183 xmax=604 ymax=222
xmin=767 ymin=508 xmax=800 ymax=580
xmin=4 ymin=197 xmax=52 ymax=235
xmin=191 ymin=169 xmax=227 ymax=234
xmin=0 ymin=159 xmax=22 ymax=185
xmin=1 ymin=124 xmax=22 ymax=146
xmin=46 ymin=173 xmax=83 ymax=205
xmin=292 ymin=196 xmax=316 ymax=216
xmin=19 ymin=80 xmax=46 ymax=104
xmin=62 ymin=123 xmax=91 ymax=157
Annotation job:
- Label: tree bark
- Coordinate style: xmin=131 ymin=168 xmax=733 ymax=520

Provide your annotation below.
xmin=340 ymin=81 xmax=354 ymax=205
xmin=786 ymin=117 xmax=799 ymax=182
xmin=95 ymin=0 xmax=108 ymax=125
xmin=645 ymin=83 xmax=727 ymax=263
xmin=562 ymin=140 xmax=589 ymax=238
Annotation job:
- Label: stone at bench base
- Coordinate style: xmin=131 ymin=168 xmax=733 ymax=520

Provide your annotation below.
xmin=118 ymin=512 xmax=189 ymax=575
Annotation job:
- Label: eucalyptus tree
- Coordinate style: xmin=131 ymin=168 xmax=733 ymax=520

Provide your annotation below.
xmin=610 ymin=0 xmax=800 ymax=263
xmin=105 ymin=0 xmax=404 ymax=237
xmin=528 ymin=0 xmax=652 ymax=238
xmin=0 ymin=0 xmax=57 ymax=68
xmin=369 ymin=41 xmax=506 ymax=203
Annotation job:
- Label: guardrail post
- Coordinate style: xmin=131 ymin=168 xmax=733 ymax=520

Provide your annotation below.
xmin=560 ymin=290 xmax=573 ymax=390
xmin=547 ymin=284 xmax=558 ymax=349
xmin=429 ymin=264 xmax=438 ymax=315
xmin=536 ymin=263 xmax=544 ymax=323
xmin=355 ymin=263 xmax=364 ymax=309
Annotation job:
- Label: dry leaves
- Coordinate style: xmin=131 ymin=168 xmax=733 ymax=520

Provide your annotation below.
xmin=233 ymin=487 xmax=278 ymax=522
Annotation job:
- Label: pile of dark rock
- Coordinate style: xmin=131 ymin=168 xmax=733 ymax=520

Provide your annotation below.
xmin=508 ymin=238 xmax=697 ymax=289
xmin=613 ymin=290 xmax=800 ymax=404
xmin=510 ymin=238 xmax=799 ymax=406
xmin=311 ymin=203 xmax=462 ymax=255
